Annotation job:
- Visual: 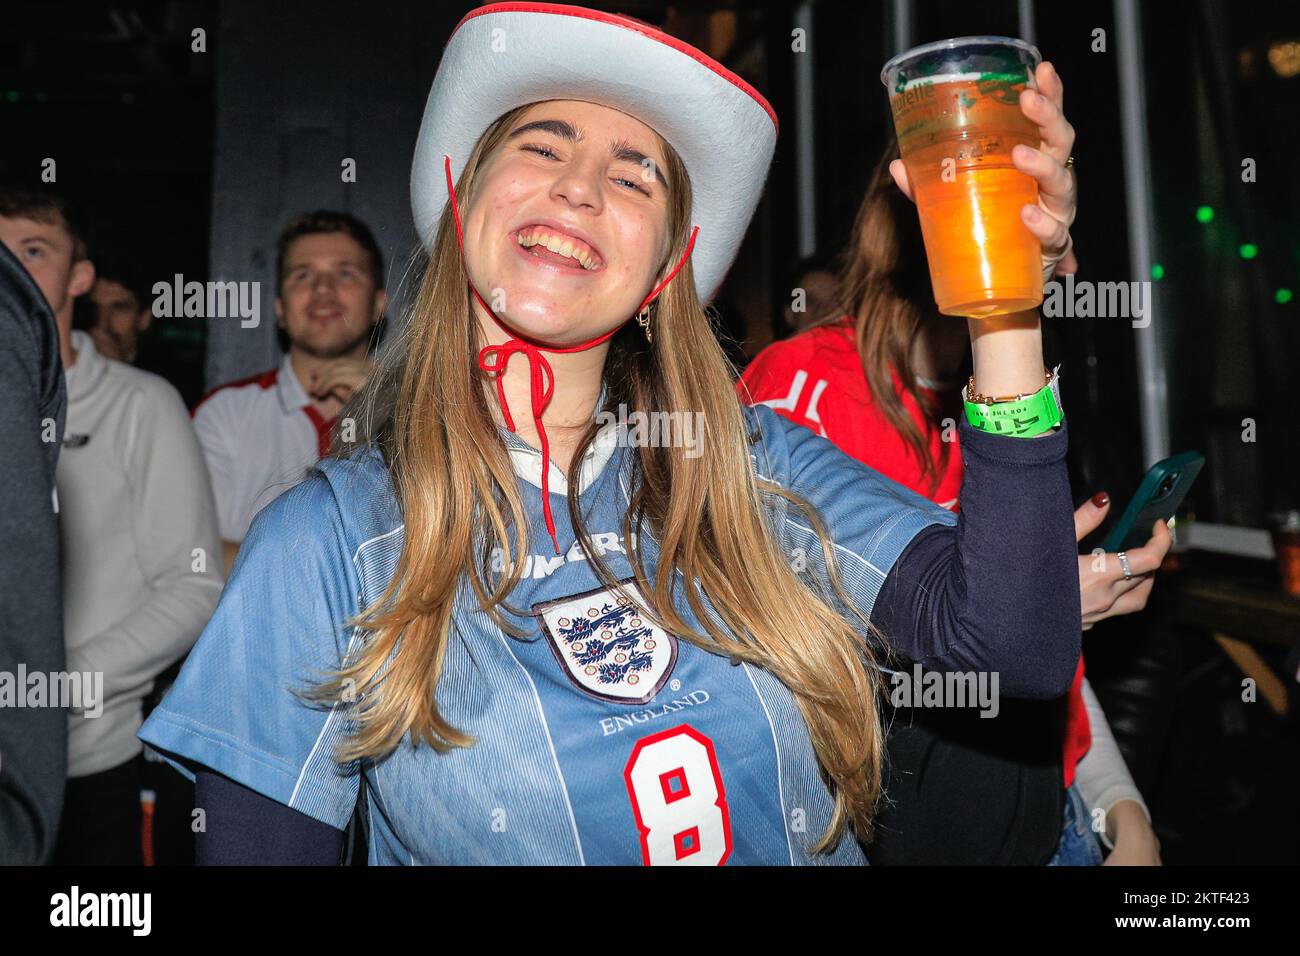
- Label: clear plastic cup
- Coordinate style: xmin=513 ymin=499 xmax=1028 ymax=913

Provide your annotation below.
xmin=882 ymin=36 xmax=1044 ymax=318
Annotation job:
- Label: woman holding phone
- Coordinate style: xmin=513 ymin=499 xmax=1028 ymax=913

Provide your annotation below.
xmin=742 ymin=132 xmax=1168 ymax=864
xmin=143 ymin=3 xmax=1085 ymax=865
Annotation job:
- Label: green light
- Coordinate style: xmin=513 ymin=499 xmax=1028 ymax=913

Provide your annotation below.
xmin=1240 ymin=243 xmax=1258 ymax=259
xmin=1277 ymin=288 xmax=1293 ymax=304
xmin=3 ymin=91 xmax=17 ymax=103
xmin=1151 ymin=263 xmax=1165 ymax=280
xmin=1196 ymin=205 xmax=1214 ymax=223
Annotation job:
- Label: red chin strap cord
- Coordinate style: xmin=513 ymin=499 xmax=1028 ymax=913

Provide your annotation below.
xmin=443 ymin=155 xmax=698 ymax=554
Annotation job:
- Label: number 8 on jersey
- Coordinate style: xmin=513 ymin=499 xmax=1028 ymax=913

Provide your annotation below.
xmin=624 ymin=724 xmax=733 ymax=865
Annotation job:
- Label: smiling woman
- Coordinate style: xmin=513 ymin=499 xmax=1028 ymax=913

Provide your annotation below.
xmin=462 ymin=100 xmax=679 ymax=346
xmin=139 ymin=2 xmax=1084 ymax=867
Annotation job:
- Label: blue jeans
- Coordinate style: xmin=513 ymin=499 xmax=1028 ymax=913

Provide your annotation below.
xmin=1047 ymin=783 xmax=1104 ymax=866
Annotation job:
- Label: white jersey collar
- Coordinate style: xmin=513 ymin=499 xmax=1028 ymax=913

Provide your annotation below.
xmin=65 ymin=329 xmax=109 ymax=402
xmin=501 ymin=382 xmax=619 ymax=497
xmin=275 ymin=352 xmax=311 ymax=415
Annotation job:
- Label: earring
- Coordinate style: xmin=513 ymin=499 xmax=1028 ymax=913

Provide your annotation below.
xmin=635 ymin=304 xmax=653 ymax=343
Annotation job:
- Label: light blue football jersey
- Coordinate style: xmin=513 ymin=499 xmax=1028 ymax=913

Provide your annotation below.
xmin=140 ymin=403 xmax=956 ymax=865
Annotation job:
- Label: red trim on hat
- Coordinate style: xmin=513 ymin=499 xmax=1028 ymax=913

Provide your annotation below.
xmin=453 ymin=2 xmax=779 ymax=134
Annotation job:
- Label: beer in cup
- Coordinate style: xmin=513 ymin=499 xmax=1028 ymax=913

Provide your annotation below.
xmin=881 ymin=37 xmax=1044 ymax=318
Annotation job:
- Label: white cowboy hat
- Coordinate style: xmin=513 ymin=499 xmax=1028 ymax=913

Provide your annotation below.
xmin=410 ymin=2 xmax=779 ymax=303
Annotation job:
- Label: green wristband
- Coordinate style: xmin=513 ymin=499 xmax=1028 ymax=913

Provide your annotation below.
xmin=963 ymin=374 xmax=1063 ymax=438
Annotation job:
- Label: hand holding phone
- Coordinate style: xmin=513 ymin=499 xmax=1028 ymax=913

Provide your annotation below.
xmin=1102 ymin=451 xmax=1205 ymax=554
xmin=1076 ymin=495 xmax=1173 ymax=629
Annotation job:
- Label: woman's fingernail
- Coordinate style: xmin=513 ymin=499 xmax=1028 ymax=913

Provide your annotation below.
xmin=1091 ymin=491 xmax=1110 ymax=507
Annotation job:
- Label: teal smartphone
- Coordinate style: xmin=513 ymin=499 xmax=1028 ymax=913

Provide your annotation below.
xmin=1101 ymin=451 xmax=1205 ymax=553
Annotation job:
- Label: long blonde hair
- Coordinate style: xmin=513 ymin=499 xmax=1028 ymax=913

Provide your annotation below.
xmin=316 ymin=104 xmax=891 ymax=850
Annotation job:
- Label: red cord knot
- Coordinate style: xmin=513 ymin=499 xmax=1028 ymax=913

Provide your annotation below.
xmin=477 ymin=338 xmax=561 ymax=552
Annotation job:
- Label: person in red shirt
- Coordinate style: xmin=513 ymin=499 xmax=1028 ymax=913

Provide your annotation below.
xmin=741 ymin=142 xmax=1168 ymax=865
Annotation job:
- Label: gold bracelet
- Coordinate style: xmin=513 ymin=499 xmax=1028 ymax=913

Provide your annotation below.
xmin=965 ymin=367 xmax=1053 ymax=406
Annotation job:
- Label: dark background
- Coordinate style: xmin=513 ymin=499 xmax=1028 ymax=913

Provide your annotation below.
xmin=3 ymin=0 xmax=1296 ymax=863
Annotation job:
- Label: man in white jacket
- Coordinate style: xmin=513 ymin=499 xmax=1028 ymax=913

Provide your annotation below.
xmin=0 ymin=188 xmax=223 ymax=864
